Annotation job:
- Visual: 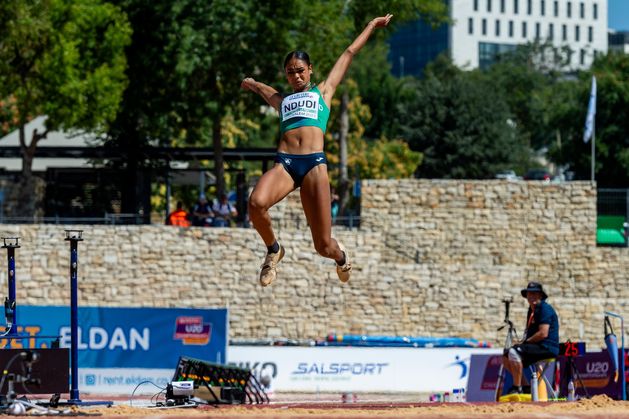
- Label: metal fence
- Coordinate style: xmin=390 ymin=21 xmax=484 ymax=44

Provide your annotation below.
xmin=598 ymin=188 xmax=629 ymax=219
xmin=0 ymin=213 xmax=146 ymax=225
xmin=0 ymin=189 xmax=622 ymax=228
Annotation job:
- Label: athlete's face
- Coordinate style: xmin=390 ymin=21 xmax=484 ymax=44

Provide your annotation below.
xmin=285 ymin=58 xmax=312 ymax=92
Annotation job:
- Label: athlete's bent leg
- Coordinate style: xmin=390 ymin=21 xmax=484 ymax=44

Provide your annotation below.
xmin=300 ymin=166 xmax=352 ymax=282
xmin=248 ymin=164 xmax=294 ymax=246
xmin=299 ymin=165 xmax=339 ymax=258
xmin=248 ymin=164 xmax=294 ymax=286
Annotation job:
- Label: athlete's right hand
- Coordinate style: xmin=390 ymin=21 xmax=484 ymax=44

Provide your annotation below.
xmin=241 ymin=77 xmax=256 ymax=91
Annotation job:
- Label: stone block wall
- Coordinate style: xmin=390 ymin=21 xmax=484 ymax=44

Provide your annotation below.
xmin=1 ymin=179 xmax=626 ymax=349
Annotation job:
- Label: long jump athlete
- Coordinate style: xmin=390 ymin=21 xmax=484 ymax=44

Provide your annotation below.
xmin=241 ymin=14 xmax=393 ymax=287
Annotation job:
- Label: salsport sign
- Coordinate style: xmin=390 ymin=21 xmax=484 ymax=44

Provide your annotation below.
xmin=228 ymin=346 xmax=501 ymax=393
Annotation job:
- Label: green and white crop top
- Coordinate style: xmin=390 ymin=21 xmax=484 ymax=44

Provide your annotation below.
xmin=279 ymin=86 xmax=330 ymax=135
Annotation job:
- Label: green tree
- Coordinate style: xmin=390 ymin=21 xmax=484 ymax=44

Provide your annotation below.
xmin=109 ymin=0 xmax=298 ymax=209
xmin=349 ymin=42 xmax=414 ymax=141
xmin=547 ymin=53 xmax=629 ymax=186
xmin=312 ymin=1 xmax=448 ymax=212
xmin=397 ymin=56 xmax=525 ymax=178
xmin=486 ymin=41 xmax=573 ymax=160
xmin=110 ymin=0 xmax=448 ymax=214
xmin=0 ymin=0 xmax=131 ymax=215
xmin=325 ymin=80 xmax=421 ymax=181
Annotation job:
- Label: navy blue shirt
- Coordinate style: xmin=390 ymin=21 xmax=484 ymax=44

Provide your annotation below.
xmin=525 ymin=300 xmax=559 ymax=355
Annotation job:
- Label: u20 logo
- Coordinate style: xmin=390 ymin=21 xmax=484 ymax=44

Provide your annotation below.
xmin=586 ymin=362 xmax=609 ymax=374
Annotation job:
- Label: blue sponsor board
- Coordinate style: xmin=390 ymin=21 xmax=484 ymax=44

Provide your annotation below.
xmin=2 ymin=306 xmax=227 ymax=369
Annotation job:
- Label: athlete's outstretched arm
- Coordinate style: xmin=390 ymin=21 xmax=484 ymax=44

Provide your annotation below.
xmin=241 ymin=78 xmax=283 ymax=111
xmin=319 ymin=14 xmax=393 ymax=105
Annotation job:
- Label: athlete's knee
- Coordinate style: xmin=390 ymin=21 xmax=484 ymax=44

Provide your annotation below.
xmin=313 ymin=238 xmax=335 ymax=258
xmin=248 ymin=195 xmax=269 ymax=216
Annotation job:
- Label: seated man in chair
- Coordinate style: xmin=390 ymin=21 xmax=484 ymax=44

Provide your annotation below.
xmin=502 ymin=281 xmax=559 ymax=394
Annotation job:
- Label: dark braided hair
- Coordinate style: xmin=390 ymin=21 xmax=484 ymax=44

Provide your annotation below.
xmin=283 ymin=50 xmax=311 ymax=68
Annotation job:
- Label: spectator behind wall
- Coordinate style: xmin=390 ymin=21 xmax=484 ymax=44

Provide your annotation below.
xmin=192 ymin=195 xmax=213 ymax=227
xmin=166 ymin=201 xmax=191 ymax=227
xmin=212 ymin=193 xmax=238 ymax=227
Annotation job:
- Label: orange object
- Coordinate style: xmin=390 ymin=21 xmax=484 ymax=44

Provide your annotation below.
xmin=168 ymin=209 xmax=191 ymax=227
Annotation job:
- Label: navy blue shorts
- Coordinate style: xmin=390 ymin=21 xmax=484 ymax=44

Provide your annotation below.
xmin=513 ymin=343 xmax=556 ymax=367
xmin=275 ymin=152 xmax=327 ymax=186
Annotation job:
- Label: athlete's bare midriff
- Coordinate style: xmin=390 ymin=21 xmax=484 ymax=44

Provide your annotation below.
xmin=278 ymin=126 xmax=325 ymax=154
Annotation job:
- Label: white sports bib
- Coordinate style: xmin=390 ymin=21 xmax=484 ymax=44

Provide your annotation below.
xmin=281 ymin=91 xmax=320 ymax=121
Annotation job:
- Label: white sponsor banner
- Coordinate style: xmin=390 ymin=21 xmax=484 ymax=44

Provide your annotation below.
xmin=77 ymin=368 xmax=173 ymax=394
xmin=228 ymin=346 xmax=501 ymax=393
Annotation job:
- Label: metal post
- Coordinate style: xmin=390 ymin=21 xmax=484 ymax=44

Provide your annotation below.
xmin=65 ymin=230 xmax=83 ymax=403
xmin=2 ymin=237 xmax=20 ymax=336
xmin=605 ymin=311 xmax=626 ymax=401
xmin=61 ymin=230 xmax=112 ymax=407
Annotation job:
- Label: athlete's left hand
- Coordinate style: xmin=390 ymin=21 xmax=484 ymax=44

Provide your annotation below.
xmin=371 ymin=14 xmax=393 ymax=28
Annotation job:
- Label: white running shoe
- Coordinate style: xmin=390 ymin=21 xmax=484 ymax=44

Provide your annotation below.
xmin=336 ymin=242 xmax=352 ymax=283
xmin=259 ymin=244 xmax=285 ymax=287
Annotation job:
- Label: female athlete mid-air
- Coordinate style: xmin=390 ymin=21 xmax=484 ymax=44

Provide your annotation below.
xmin=241 ymin=14 xmax=393 ymax=287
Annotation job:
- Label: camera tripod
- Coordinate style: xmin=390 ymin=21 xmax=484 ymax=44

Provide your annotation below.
xmin=495 ymin=297 xmax=520 ymax=401
xmin=562 ymin=342 xmax=589 ymax=400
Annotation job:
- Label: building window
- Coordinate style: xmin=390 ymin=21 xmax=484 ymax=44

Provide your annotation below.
xmin=468 ymin=18 xmax=474 ymax=34
xmin=562 ymin=24 xmax=567 ymax=41
xmin=575 ymin=25 xmax=580 ymax=41
xmin=536 ymin=22 xmax=541 ymax=39
xmin=548 ymin=23 xmax=554 ymax=40
xmin=496 ymin=19 xmax=501 ymax=36
xmin=482 ymin=18 xmax=487 ymax=35
xmin=501 ymin=0 xmax=506 ymax=13
xmin=509 ymin=20 xmax=514 ymax=37
xmin=514 ymin=0 xmax=519 ymax=14
xmin=541 ymin=0 xmax=545 ymax=16
xmin=567 ymin=1 xmax=572 ymax=17
xmin=580 ymin=49 xmax=585 ymax=65
xmin=522 ymin=21 xmax=528 ymax=37
xmin=527 ymin=0 xmax=532 ymax=15
xmin=474 ymin=0 xmax=479 ymax=11
xmin=488 ymin=0 xmax=492 ymax=12
xmin=588 ymin=26 xmax=593 ymax=42
xmin=553 ymin=1 xmax=558 ymax=17
xmin=593 ymin=3 xmax=598 ymax=19
xmin=479 ymin=42 xmax=518 ymax=69
xmin=580 ymin=2 xmax=584 ymax=18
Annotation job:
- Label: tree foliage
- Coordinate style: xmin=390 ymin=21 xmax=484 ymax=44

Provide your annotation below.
xmin=110 ymin=0 xmax=306 ymax=204
xmin=484 ymin=41 xmax=572 ymax=153
xmin=0 ymin=0 xmax=131 ymax=214
xmin=546 ymin=53 xmax=629 ymax=185
xmin=0 ymin=0 xmax=130 ymax=133
xmin=396 ymin=55 xmax=526 ymax=179
xmin=324 ymin=80 xmax=420 ymax=181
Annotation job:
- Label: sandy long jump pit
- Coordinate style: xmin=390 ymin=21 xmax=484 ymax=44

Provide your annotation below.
xmin=34 ymin=392 xmax=627 ymax=418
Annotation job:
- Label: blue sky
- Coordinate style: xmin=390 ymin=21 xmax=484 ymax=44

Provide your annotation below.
xmin=609 ymin=0 xmax=629 ymax=31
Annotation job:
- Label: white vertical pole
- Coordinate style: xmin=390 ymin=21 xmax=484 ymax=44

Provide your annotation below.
xmin=591 ymin=124 xmax=595 ymax=183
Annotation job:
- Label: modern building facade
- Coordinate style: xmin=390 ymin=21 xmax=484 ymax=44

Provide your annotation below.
xmin=388 ymin=0 xmax=608 ymax=75
xmin=608 ymin=30 xmax=629 ymax=53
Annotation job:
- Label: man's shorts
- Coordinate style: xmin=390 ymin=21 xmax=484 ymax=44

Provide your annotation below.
xmin=513 ymin=343 xmax=556 ymax=367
